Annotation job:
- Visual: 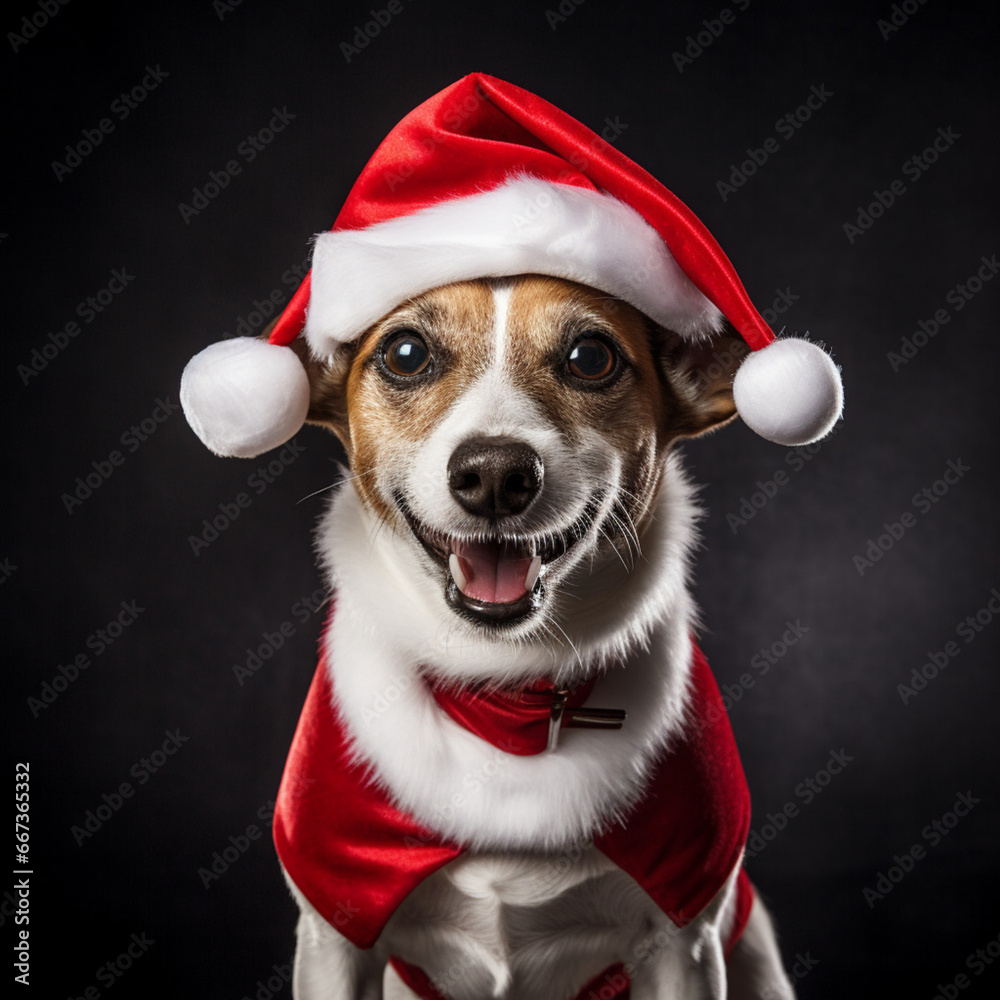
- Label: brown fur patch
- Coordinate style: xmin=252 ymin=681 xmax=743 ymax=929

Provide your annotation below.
xmin=328 ymin=282 xmax=496 ymax=522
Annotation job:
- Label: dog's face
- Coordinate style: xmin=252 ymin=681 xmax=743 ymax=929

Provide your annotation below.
xmin=300 ymin=275 xmax=744 ymax=638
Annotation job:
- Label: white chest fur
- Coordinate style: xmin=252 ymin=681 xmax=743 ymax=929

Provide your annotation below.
xmin=382 ymin=850 xmax=667 ymax=999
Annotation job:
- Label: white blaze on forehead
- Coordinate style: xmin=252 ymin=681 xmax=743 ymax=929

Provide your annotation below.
xmin=491 ymin=282 xmax=512 ymax=371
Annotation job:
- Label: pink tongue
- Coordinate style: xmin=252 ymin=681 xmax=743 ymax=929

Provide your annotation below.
xmin=454 ymin=540 xmax=533 ymax=604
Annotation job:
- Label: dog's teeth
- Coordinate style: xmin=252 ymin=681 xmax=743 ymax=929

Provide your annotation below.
xmin=524 ymin=555 xmax=542 ymax=592
xmin=449 ymin=553 xmax=468 ymax=592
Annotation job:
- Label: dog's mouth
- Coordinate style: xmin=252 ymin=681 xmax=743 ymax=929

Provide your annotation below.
xmin=396 ymin=494 xmax=603 ymax=626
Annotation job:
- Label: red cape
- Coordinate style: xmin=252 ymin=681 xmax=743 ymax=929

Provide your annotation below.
xmin=274 ymin=634 xmax=753 ymax=998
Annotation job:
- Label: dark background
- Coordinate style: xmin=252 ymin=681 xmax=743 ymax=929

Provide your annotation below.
xmin=5 ymin=1 xmax=998 ymax=997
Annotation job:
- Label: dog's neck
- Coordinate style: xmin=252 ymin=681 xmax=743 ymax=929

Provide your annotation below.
xmin=311 ymin=453 xmax=703 ymax=850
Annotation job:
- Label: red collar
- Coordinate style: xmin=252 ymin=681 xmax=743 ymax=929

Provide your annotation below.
xmin=427 ymin=673 xmax=626 ymax=755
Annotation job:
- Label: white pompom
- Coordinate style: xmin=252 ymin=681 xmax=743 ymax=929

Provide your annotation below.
xmin=180 ymin=338 xmax=310 ymax=458
xmin=732 ymin=338 xmax=843 ymax=446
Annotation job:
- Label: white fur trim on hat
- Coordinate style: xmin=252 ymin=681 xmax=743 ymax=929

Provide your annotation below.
xmin=180 ymin=338 xmax=310 ymax=458
xmin=732 ymin=337 xmax=843 ymax=446
xmin=303 ymin=176 xmax=725 ymax=356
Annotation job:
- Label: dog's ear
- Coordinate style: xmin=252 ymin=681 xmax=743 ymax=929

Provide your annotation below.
xmin=658 ymin=324 xmax=749 ymax=438
xmin=258 ymin=321 xmax=352 ymax=444
xmin=288 ymin=336 xmax=353 ymax=443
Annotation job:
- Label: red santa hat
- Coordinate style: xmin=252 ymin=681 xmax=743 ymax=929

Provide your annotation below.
xmin=181 ymin=73 xmax=843 ymax=458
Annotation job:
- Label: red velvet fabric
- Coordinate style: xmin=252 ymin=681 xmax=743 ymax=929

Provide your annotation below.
xmin=268 ymin=73 xmax=772 ymax=352
xmin=273 ymin=662 xmax=461 ymax=951
xmin=273 ymin=619 xmax=755 ymax=995
xmin=594 ymin=645 xmax=751 ymax=933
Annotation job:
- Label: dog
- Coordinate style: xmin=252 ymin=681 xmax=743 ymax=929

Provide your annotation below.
xmin=269 ymin=274 xmax=796 ymax=999
xmin=180 ymin=73 xmax=842 ymax=1000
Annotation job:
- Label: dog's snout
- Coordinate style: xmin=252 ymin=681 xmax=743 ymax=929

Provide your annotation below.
xmin=447 ymin=436 xmax=542 ymax=519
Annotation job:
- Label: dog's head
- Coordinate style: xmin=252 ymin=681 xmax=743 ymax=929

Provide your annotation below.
xmin=296 ymin=274 xmax=746 ymax=641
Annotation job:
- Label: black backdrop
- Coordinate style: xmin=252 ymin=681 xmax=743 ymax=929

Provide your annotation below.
xmin=5 ymin=1 xmax=998 ymax=997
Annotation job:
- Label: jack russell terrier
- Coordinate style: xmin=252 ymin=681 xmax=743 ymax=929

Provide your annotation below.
xmin=181 ymin=74 xmax=843 ymax=1000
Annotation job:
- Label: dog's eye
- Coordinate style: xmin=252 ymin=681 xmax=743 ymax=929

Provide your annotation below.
xmin=383 ymin=331 xmax=430 ymax=377
xmin=566 ymin=336 xmax=616 ymax=381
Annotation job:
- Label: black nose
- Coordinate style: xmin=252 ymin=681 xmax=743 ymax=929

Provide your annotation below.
xmin=447 ymin=436 xmax=543 ymax=519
